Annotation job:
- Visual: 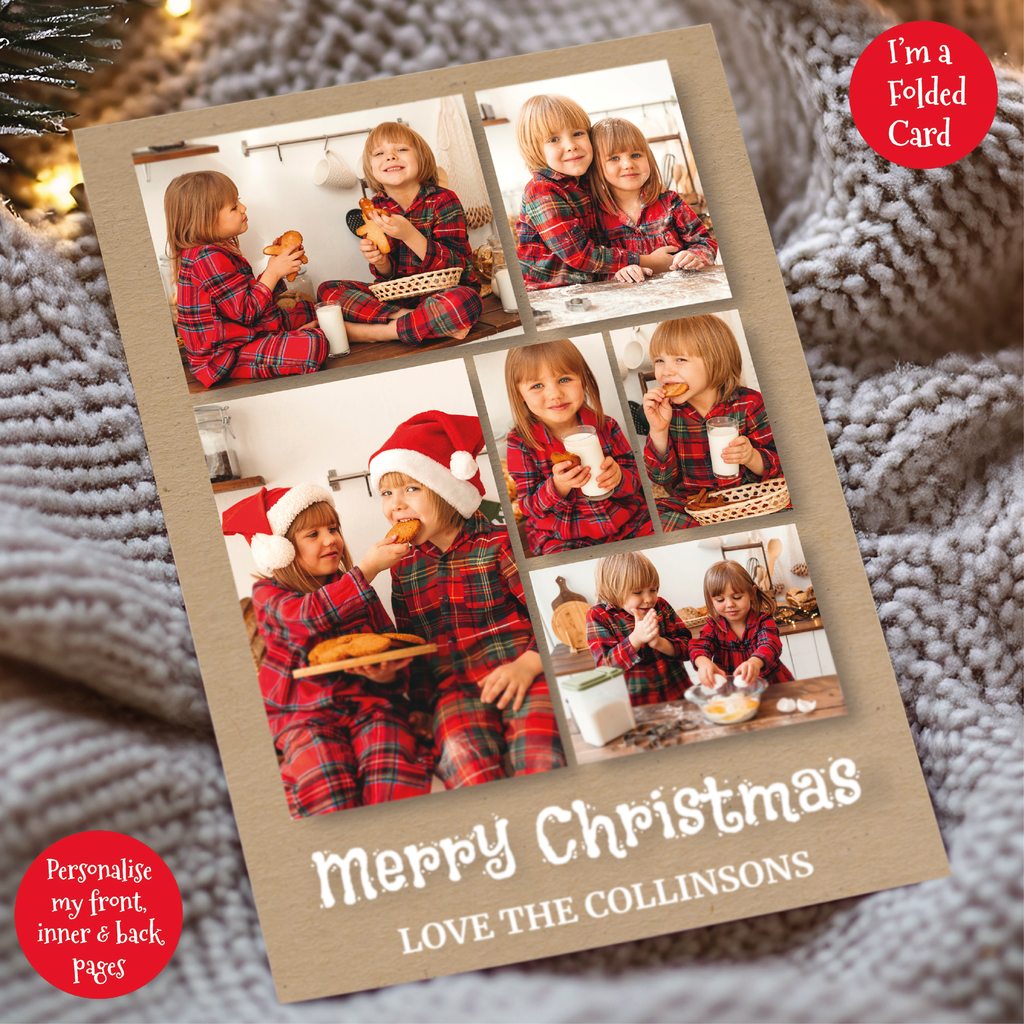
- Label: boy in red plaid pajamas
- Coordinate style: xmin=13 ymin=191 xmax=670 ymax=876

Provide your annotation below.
xmin=369 ymin=411 xmax=566 ymax=788
xmin=643 ymin=315 xmax=783 ymax=531
xmin=222 ymin=483 xmax=432 ymax=818
xmin=585 ymin=552 xmax=693 ymax=705
xmin=166 ymin=171 xmax=328 ymax=389
xmin=503 ymin=339 xmax=653 ymax=555
xmin=317 ymin=123 xmax=482 ymax=345
xmin=513 ymin=96 xmax=678 ymax=290
xmin=689 ymin=561 xmax=793 ymax=688
xmin=588 ymin=118 xmax=718 ymax=274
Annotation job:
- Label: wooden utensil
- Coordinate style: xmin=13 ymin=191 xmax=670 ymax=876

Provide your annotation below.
xmin=551 ymin=601 xmax=589 ymax=653
xmin=766 ymin=538 xmax=782 ymax=586
xmin=551 ymin=575 xmax=587 ymax=611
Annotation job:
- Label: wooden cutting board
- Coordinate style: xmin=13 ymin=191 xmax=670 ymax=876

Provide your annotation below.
xmin=551 ymin=601 xmax=589 ymax=653
xmin=292 ymin=643 xmax=437 ymax=678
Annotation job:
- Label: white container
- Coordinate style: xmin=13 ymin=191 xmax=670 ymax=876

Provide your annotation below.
xmin=315 ymin=301 xmax=350 ymax=356
xmin=560 ymin=424 xmax=609 ymax=498
xmin=492 ymin=267 xmax=517 ymax=312
xmin=559 ymin=667 xmax=636 ymax=747
xmin=707 ymin=415 xmax=739 ymax=477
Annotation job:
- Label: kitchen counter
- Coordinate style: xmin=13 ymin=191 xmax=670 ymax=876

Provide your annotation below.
xmin=527 ymin=264 xmax=731 ymax=332
xmin=570 ymin=674 xmax=845 ymax=764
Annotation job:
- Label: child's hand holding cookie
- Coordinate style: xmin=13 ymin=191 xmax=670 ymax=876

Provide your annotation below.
xmin=357 ymin=537 xmax=411 ymax=582
xmin=550 ymin=456 xmax=590 ymax=498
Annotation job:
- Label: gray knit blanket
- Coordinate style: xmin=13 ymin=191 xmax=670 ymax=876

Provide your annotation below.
xmin=1 ymin=1 xmax=1020 ymax=1020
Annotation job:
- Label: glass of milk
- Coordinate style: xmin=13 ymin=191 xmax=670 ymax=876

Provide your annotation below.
xmin=492 ymin=267 xmax=518 ymax=312
xmin=315 ymin=301 xmax=350 ymax=356
xmin=560 ymin=424 xmax=610 ymax=498
xmin=707 ymin=415 xmax=740 ymax=477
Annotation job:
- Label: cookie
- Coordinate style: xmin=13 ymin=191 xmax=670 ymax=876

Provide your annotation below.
xmin=356 ymin=198 xmax=392 ymax=255
xmin=385 ymin=519 xmax=420 ymax=544
xmin=308 ymin=633 xmax=391 ymax=665
xmin=662 ymin=381 xmax=689 ymax=398
xmin=262 ymin=230 xmax=309 ymax=282
xmin=384 ymin=632 xmax=426 ymax=646
xmin=550 ymin=450 xmax=582 ymax=470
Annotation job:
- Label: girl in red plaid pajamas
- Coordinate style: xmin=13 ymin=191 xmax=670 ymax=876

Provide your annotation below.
xmin=316 ymin=123 xmax=482 ymax=345
xmin=588 ymin=118 xmax=718 ymax=274
xmin=689 ymin=561 xmax=793 ymax=688
xmin=222 ymin=483 xmax=432 ymax=819
xmin=165 ymin=171 xmax=328 ymax=389
xmin=514 ymin=95 xmax=679 ymax=289
xmin=368 ymin=411 xmax=566 ymax=789
xmin=643 ymin=315 xmax=783 ymax=531
xmin=585 ymin=552 xmax=693 ymax=705
xmin=504 ymin=338 xmax=653 ymax=555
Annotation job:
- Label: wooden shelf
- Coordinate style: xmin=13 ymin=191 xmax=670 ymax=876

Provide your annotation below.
xmin=133 ymin=145 xmax=220 ymax=165
xmin=482 ymin=118 xmax=509 ymax=126
xmin=212 ymin=475 xmax=264 ymax=493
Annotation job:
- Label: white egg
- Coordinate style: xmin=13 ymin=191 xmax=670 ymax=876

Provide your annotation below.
xmin=797 ymin=699 xmax=817 ymax=713
xmin=777 ymin=698 xmax=797 ymax=713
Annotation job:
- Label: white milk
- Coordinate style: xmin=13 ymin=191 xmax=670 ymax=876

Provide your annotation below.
xmin=707 ymin=418 xmax=739 ymax=477
xmin=493 ymin=268 xmax=517 ymax=312
xmin=315 ymin=302 xmax=349 ymax=356
xmin=561 ymin=426 xmax=608 ymax=498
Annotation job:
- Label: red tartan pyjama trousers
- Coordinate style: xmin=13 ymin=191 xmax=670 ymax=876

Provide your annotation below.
xmin=432 ymin=674 xmax=566 ymax=788
xmin=316 ymin=280 xmax=482 ymax=345
xmin=276 ymin=706 xmax=432 ymax=818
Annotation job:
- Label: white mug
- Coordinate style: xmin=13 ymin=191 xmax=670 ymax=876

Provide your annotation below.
xmin=313 ymin=150 xmax=357 ymax=191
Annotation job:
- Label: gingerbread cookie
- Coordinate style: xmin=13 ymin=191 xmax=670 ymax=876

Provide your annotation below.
xmin=262 ymin=229 xmax=309 ymax=282
xmin=385 ymin=519 xmax=420 ymax=544
xmin=550 ymin=451 xmax=582 ymax=470
xmin=662 ymin=381 xmax=689 ymax=398
xmin=356 ymin=198 xmax=392 ymax=255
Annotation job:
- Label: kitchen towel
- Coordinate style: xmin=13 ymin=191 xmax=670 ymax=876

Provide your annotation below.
xmin=0 ymin=0 xmax=1020 ymax=1020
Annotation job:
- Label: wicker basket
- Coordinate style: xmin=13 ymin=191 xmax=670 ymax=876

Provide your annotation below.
xmin=369 ymin=267 xmax=463 ymax=302
xmin=685 ymin=476 xmax=791 ymax=526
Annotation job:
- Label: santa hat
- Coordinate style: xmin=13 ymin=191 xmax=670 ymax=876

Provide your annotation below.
xmin=368 ymin=411 xmax=485 ymax=518
xmin=221 ymin=483 xmax=336 ymax=574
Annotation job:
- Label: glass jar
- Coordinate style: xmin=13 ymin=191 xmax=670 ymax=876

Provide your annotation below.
xmin=193 ymin=405 xmax=240 ymax=482
xmin=286 ymin=266 xmax=314 ymax=303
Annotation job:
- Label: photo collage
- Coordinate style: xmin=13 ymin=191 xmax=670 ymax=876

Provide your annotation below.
xmin=139 ymin=60 xmax=846 ymax=821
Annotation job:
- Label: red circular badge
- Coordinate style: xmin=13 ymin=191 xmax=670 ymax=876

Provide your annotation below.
xmin=850 ymin=21 xmax=997 ymax=168
xmin=15 ymin=831 xmax=182 ymax=998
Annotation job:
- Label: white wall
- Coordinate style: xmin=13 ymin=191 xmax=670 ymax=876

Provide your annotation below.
xmin=473 ymin=334 xmax=625 ymax=461
xmin=209 ymin=359 xmax=497 ymax=617
xmin=476 ymin=62 xmax=703 ymax=217
xmin=528 ymin=524 xmax=810 ymax=651
xmin=609 ymin=310 xmax=760 ymax=407
xmin=136 ymin=95 xmax=496 ymax=309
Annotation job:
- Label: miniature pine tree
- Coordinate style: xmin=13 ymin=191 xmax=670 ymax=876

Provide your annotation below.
xmin=0 ymin=0 xmax=121 ymax=167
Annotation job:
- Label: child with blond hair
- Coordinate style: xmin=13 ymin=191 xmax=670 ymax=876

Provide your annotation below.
xmin=690 ymin=561 xmax=793 ymax=688
xmin=166 ymin=170 xmax=327 ymax=388
xmin=588 ymin=117 xmax=717 ymax=273
xmin=643 ymin=314 xmax=782 ymax=529
xmin=504 ymin=338 xmax=653 ymax=554
xmin=514 ymin=95 xmax=676 ymax=289
xmin=369 ymin=410 xmax=566 ymax=787
xmin=317 ymin=122 xmax=482 ymax=344
xmin=585 ymin=552 xmax=692 ymax=705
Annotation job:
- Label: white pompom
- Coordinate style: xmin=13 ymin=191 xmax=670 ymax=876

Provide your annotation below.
xmin=450 ymin=450 xmax=477 ymax=481
xmin=251 ymin=534 xmax=296 ymax=574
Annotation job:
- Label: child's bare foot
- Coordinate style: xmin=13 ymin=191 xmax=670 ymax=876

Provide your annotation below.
xmin=448 ymin=326 xmax=471 ymax=340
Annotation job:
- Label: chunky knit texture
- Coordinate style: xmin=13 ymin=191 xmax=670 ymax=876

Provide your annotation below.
xmin=1 ymin=0 xmax=1021 ymax=1020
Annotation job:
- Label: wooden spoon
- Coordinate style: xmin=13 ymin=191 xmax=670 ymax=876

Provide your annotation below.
xmin=766 ymin=538 xmax=782 ymax=586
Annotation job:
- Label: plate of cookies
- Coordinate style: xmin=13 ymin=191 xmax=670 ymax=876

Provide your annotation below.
xmin=293 ymin=631 xmax=437 ymax=678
